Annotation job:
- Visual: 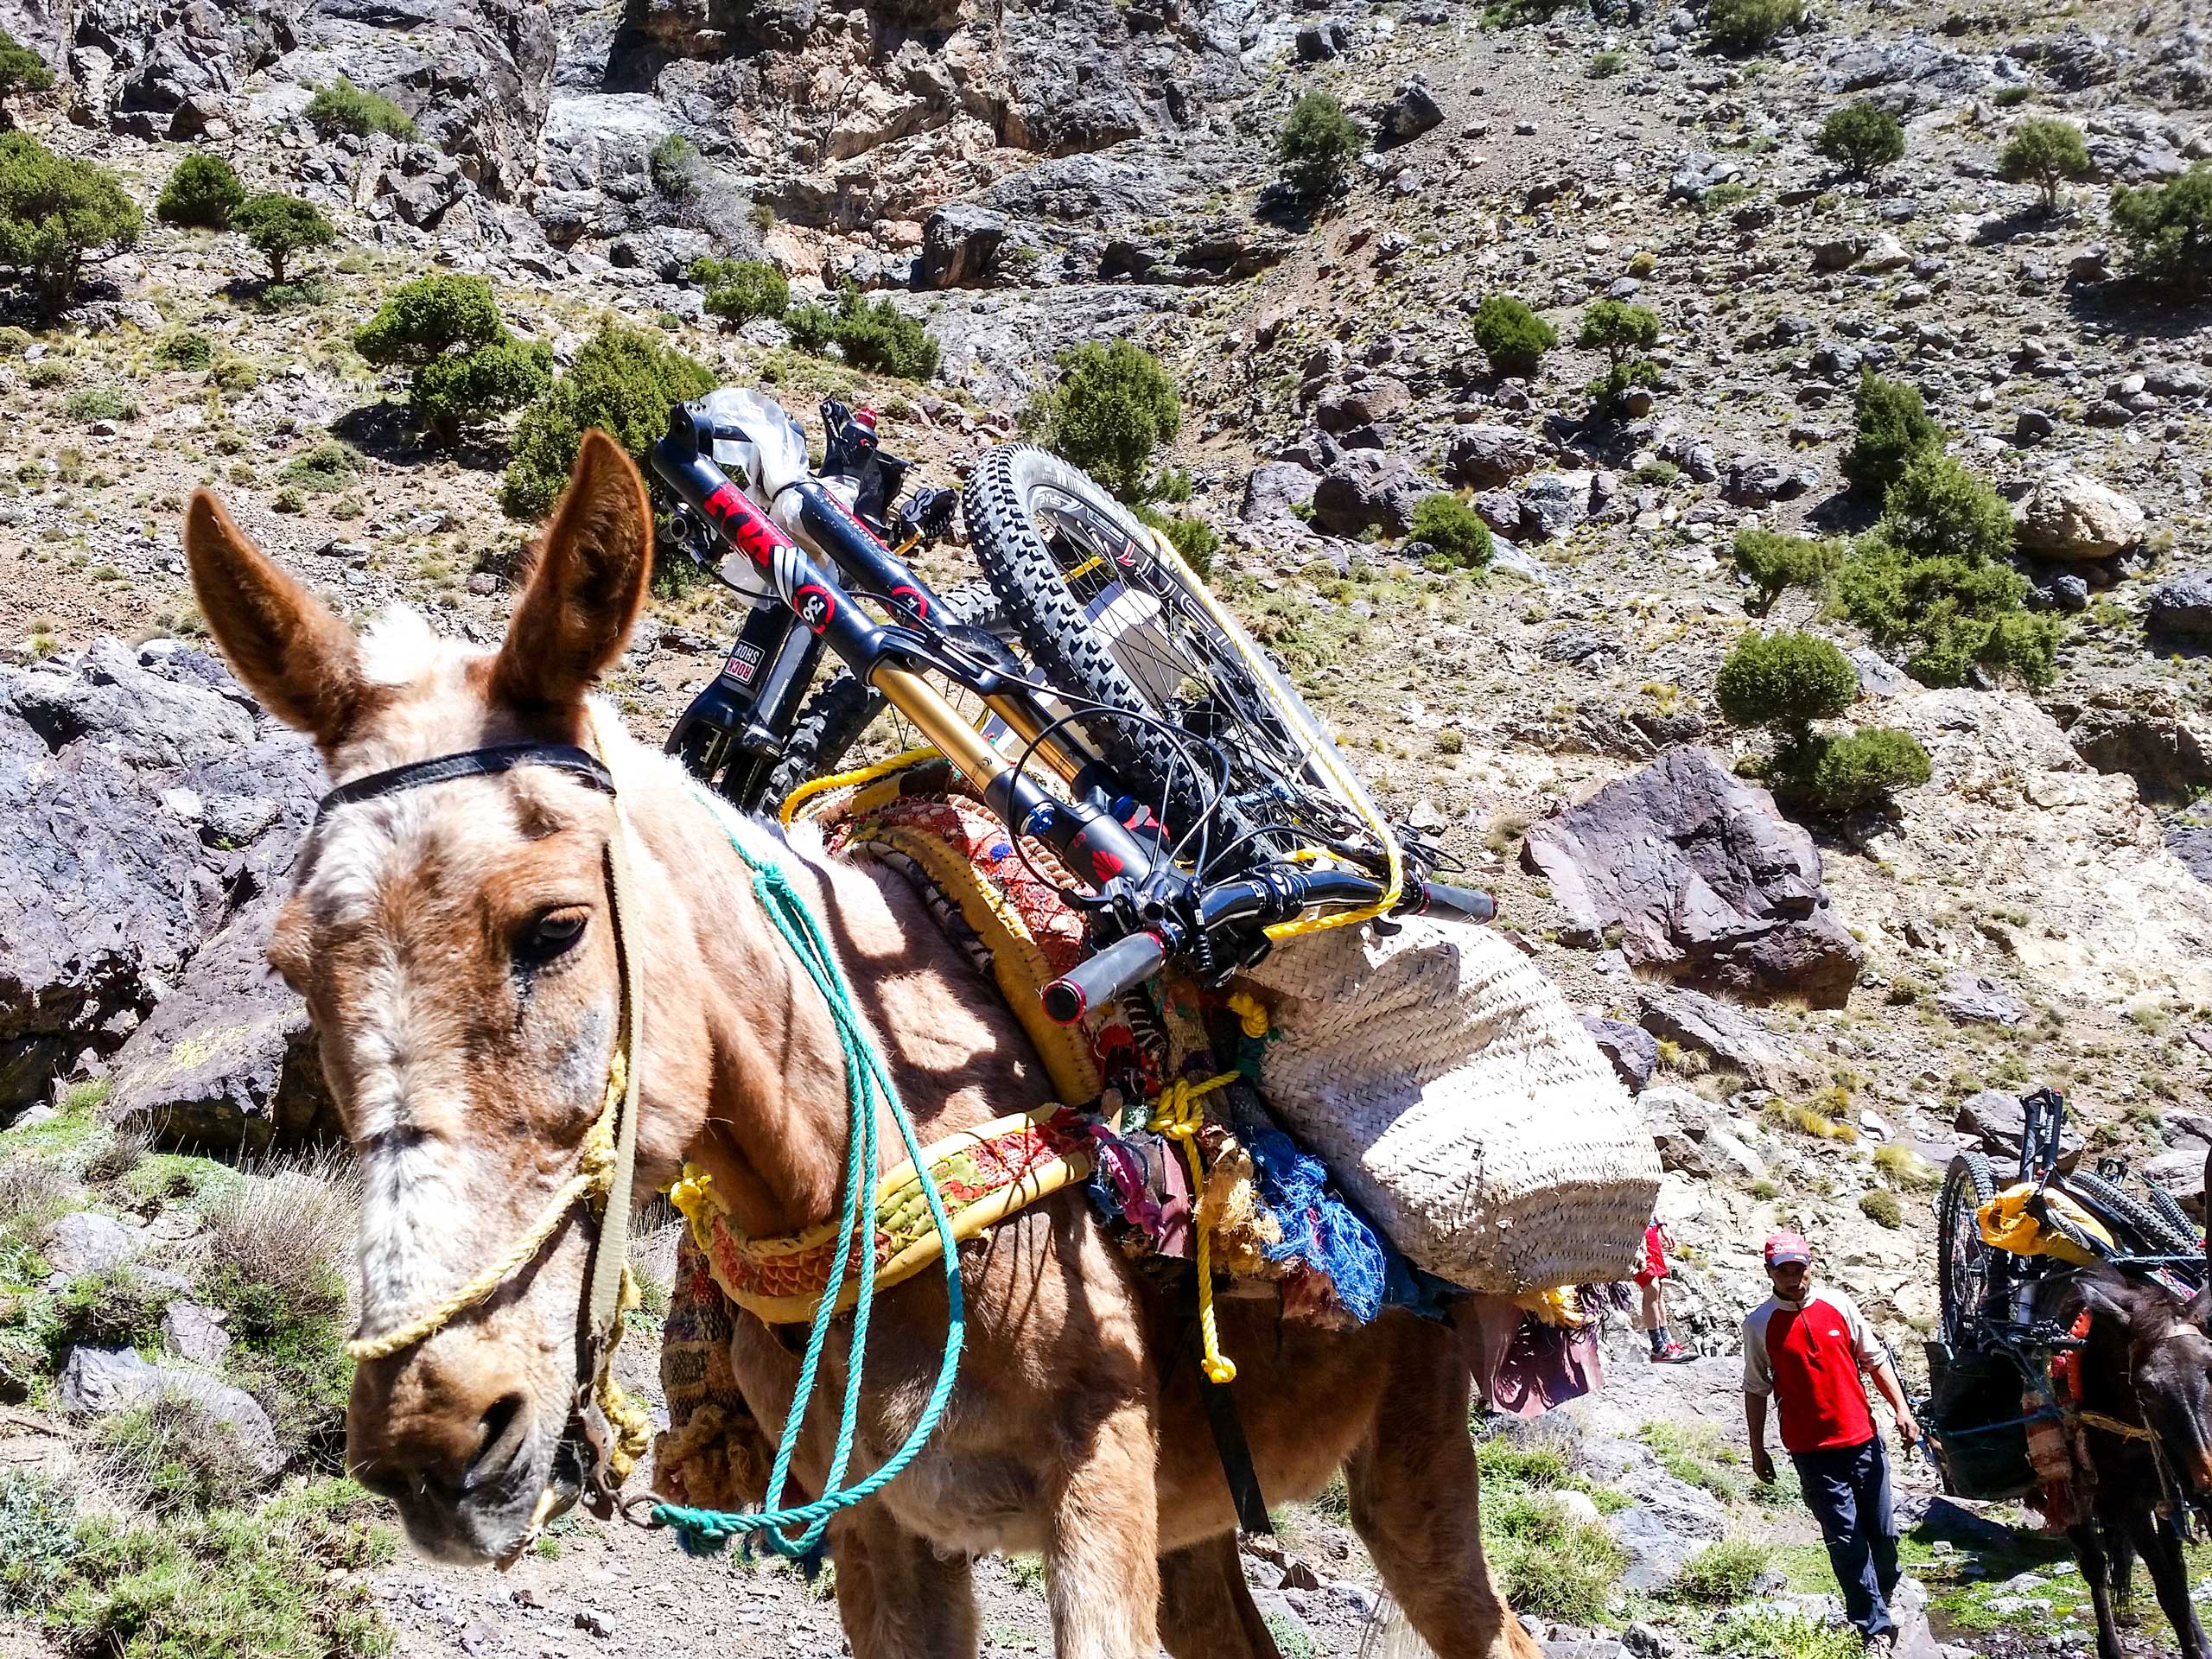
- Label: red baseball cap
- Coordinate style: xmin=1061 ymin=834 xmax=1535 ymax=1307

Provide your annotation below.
xmin=1763 ymin=1231 xmax=1811 ymax=1266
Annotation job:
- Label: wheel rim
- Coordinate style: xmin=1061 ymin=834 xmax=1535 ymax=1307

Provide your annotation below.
xmin=1028 ymin=486 xmax=1364 ymax=860
xmin=1942 ymin=1173 xmax=1991 ymax=1346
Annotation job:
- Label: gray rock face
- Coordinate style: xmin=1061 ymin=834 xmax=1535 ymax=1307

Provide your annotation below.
xmin=56 ymin=1346 xmax=283 ymax=1480
xmin=1446 ymin=423 xmax=1542 ymax=488
xmin=38 ymin=1211 xmax=143 ymax=1275
xmin=0 ymin=642 xmax=322 ymax=1123
xmin=1518 ymin=471 xmax=1594 ymax=541
xmin=2150 ymin=571 xmax=2212 ymax=638
xmin=1637 ymin=1083 xmax=1717 ymax=1175
xmin=1667 ymin=151 xmax=1741 ymax=205
xmin=1957 ymin=1089 xmax=2082 ymax=1161
xmin=1521 ymin=748 xmax=1863 ymax=1006
xmin=106 ymin=884 xmax=336 ymax=1154
xmin=1241 ymin=461 xmax=1320 ymax=525
xmin=1936 ymin=973 xmax=2031 ymax=1027
xmin=1310 ymin=449 xmax=1433 ymax=537
xmin=2065 ymin=704 xmax=2212 ymax=802
xmin=1583 ymin=1014 xmax=1657 ymax=1092
xmin=1636 ymin=985 xmax=1814 ymax=1093
xmin=1722 ymin=454 xmax=1818 ymax=505
xmin=917 ymin=203 xmax=1008 ymax=289
xmin=160 ymin=1300 xmax=232 ymax=1368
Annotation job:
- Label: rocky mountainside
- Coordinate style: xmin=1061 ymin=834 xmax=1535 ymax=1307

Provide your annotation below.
xmin=1 ymin=0 xmax=2210 ymax=1654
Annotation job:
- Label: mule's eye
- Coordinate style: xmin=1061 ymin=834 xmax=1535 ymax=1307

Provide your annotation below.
xmin=514 ymin=907 xmax=588 ymax=967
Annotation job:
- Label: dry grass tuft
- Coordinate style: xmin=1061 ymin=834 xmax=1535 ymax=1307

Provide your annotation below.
xmin=199 ymin=1147 xmax=359 ymax=1311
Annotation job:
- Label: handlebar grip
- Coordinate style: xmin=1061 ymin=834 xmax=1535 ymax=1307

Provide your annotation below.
xmin=1408 ymin=880 xmax=1497 ymax=923
xmin=1041 ymin=930 xmax=1168 ymax=1027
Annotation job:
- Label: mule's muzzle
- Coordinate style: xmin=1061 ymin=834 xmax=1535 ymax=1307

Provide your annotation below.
xmin=351 ymin=1380 xmax=576 ymax=1565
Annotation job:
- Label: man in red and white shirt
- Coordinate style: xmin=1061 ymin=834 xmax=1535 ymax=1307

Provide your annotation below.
xmin=1743 ymin=1231 xmax=1920 ymax=1654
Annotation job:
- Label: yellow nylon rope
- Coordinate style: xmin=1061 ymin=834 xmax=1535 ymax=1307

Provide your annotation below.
xmin=346 ymin=1050 xmax=628 ymax=1363
xmin=1147 ymin=1072 xmax=1242 ymax=1385
xmin=778 ymin=745 xmax=941 ymax=827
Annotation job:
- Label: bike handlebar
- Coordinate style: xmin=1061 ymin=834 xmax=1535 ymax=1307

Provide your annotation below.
xmin=1039 ymin=870 xmax=1496 ymax=1025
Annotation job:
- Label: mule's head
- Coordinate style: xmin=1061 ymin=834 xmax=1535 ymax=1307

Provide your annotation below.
xmin=184 ymin=432 xmax=663 ymax=1562
xmin=2078 ymin=1264 xmax=2212 ymax=1516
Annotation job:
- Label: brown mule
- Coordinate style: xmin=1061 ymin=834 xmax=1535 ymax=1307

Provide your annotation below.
xmin=180 ymin=429 xmax=1545 ymax=1659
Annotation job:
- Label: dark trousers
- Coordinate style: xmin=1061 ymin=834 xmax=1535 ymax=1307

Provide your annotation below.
xmin=1793 ymin=1436 xmax=1899 ymax=1638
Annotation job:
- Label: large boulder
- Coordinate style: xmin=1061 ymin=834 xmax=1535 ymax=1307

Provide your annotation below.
xmin=1309 ymin=449 xmax=1433 ymax=538
xmin=1445 ymin=424 xmax=1542 ymax=489
xmin=105 ymin=885 xmax=334 ymax=1154
xmin=917 ymin=203 xmax=1008 ymax=289
xmin=2013 ymin=472 xmax=2146 ymax=560
xmin=1376 ymin=79 xmax=1442 ymax=145
xmin=1521 ymin=748 xmax=1864 ymax=1006
xmin=1242 ymin=461 xmax=1321 ymax=526
xmin=1636 ymin=985 xmax=1815 ymax=1093
xmin=0 ymin=642 xmax=321 ymax=1121
xmin=2063 ymin=701 xmax=2212 ymax=802
xmin=2149 ymin=571 xmax=2212 ymax=639
xmin=56 ymin=1346 xmax=284 ymax=1481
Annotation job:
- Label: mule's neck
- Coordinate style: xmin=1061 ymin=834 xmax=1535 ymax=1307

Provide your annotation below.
xmin=617 ymin=742 xmax=857 ymax=1241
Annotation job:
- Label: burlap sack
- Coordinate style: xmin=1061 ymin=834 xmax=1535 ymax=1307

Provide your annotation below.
xmin=1238 ymin=913 xmax=1660 ymax=1294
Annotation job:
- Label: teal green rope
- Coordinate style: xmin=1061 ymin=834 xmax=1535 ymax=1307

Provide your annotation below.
xmin=654 ymin=786 xmax=965 ymax=1558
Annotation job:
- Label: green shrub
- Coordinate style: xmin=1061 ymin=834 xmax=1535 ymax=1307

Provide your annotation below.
xmin=1815 ymin=102 xmax=1905 ymax=181
xmin=0 ymin=132 xmax=142 ymax=305
xmin=1707 ymin=0 xmax=1803 ymax=52
xmin=48 ymin=1265 xmax=168 ymax=1357
xmin=1671 ymin=1535 xmax=1774 ymax=1604
xmin=303 ymin=76 xmax=416 ymax=141
xmin=1833 ymin=452 xmax=2056 ymax=688
xmin=2110 ymin=164 xmax=2212 ymax=299
xmin=691 ymin=257 xmax=789 ymax=327
xmin=824 ymin=286 xmax=938 ymax=379
xmin=1163 ymin=513 xmax=1219 ymax=577
xmin=1872 ymin=448 xmax=2016 ymax=567
xmin=1777 ymin=727 xmax=1933 ymax=812
xmin=61 ymin=384 xmax=138 ymax=423
xmin=0 ymin=30 xmax=53 ymax=125
xmin=14 ymin=1478 xmax=394 ymax=1659
xmin=354 ymin=274 xmax=550 ymax=444
xmin=1579 ymin=299 xmax=1660 ymax=407
xmin=1840 ymin=368 xmax=1942 ymax=502
xmin=1471 ymin=293 xmax=1556 ymax=377
xmin=1484 ymin=1492 xmax=1627 ymax=1625
xmin=232 ymin=193 xmax=335 ymax=285
xmin=1029 ymin=336 xmax=1182 ymax=504
xmin=1705 ymin=1607 xmax=1862 ymax=1659
xmin=1715 ymin=630 xmax=1856 ymax=730
xmin=1409 ymin=492 xmax=1493 ymax=569
xmin=1859 ymin=1186 xmax=1906 ymax=1229
xmin=1993 ymin=84 xmax=2032 ymax=107
xmin=1999 ymin=118 xmax=2090 ymax=214
xmin=98 ymin=1395 xmax=268 ymax=1515
xmin=210 ymin=353 xmax=260 ymax=393
xmin=155 ymin=329 xmax=213 ymax=370
xmin=649 ymin=131 xmax=701 ymax=199
xmin=200 ymin=1262 xmax=352 ymax=1460
xmin=784 ymin=300 xmax=835 ymax=353
xmin=1277 ymin=91 xmax=1362 ymax=207
xmin=1589 ymin=49 xmax=1626 ymax=77
xmin=501 ymin=320 xmax=716 ymax=521
xmin=156 ymin=153 xmax=245 ymax=229
xmin=276 ymin=441 xmax=360 ymax=494
xmin=1732 ymin=528 xmax=1840 ymax=616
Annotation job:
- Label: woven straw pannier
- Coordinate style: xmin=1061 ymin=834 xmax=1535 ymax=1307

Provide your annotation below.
xmin=1238 ymin=913 xmax=1661 ymax=1294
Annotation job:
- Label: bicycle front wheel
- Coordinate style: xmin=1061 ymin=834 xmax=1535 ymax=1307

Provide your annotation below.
xmin=963 ymin=444 xmax=1372 ymax=869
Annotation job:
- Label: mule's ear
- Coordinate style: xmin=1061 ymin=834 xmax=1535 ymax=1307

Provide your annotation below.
xmin=2075 ymin=1267 xmax=2138 ymax=1331
xmin=184 ymin=490 xmax=363 ymax=745
xmin=492 ymin=429 xmax=653 ymax=715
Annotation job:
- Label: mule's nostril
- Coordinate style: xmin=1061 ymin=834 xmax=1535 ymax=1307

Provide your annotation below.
xmin=464 ymin=1393 xmax=529 ymax=1494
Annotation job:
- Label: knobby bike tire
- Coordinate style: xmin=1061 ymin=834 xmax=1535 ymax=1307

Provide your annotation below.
xmin=763 ymin=579 xmax=1005 ymax=806
xmin=2066 ymin=1168 xmax=2198 ymax=1257
xmin=2145 ymin=1178 xmax=2203 ymax=1251
xmin=1938 ymin=1150 xmax=1999 ymax=1351
xmin=963 ymin=444 xmax=1351 ymax=865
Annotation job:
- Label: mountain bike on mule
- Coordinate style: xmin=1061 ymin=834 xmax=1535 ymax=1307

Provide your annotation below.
xmin=177 ymin=378 xmax=1656 ymax=1659
xmin=1924 ymin=1087 xmax=2212 ymax=1659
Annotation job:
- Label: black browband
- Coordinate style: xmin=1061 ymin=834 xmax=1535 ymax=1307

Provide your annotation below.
xmin=313 ymin=742 xmax=616 ymax=822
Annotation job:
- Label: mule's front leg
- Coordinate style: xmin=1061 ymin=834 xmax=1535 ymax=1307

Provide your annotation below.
xmin=2068 ymin=1522 xmax=2129 ymax=1659
xmin=1159 ymin=1532 xmax=1282 ymax=1659
xmin=1044 ymin=1397 xmax=1160 ymax=1658
xmin=2128 ymin=1509 xmax=2209 ymax=1659
xmin=832 ymin=1506 xmax=980 ymax=1659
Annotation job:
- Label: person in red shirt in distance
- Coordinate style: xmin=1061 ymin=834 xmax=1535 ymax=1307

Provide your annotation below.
xmin=1743 ymin=1232 xmax=1921 ymax=1655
